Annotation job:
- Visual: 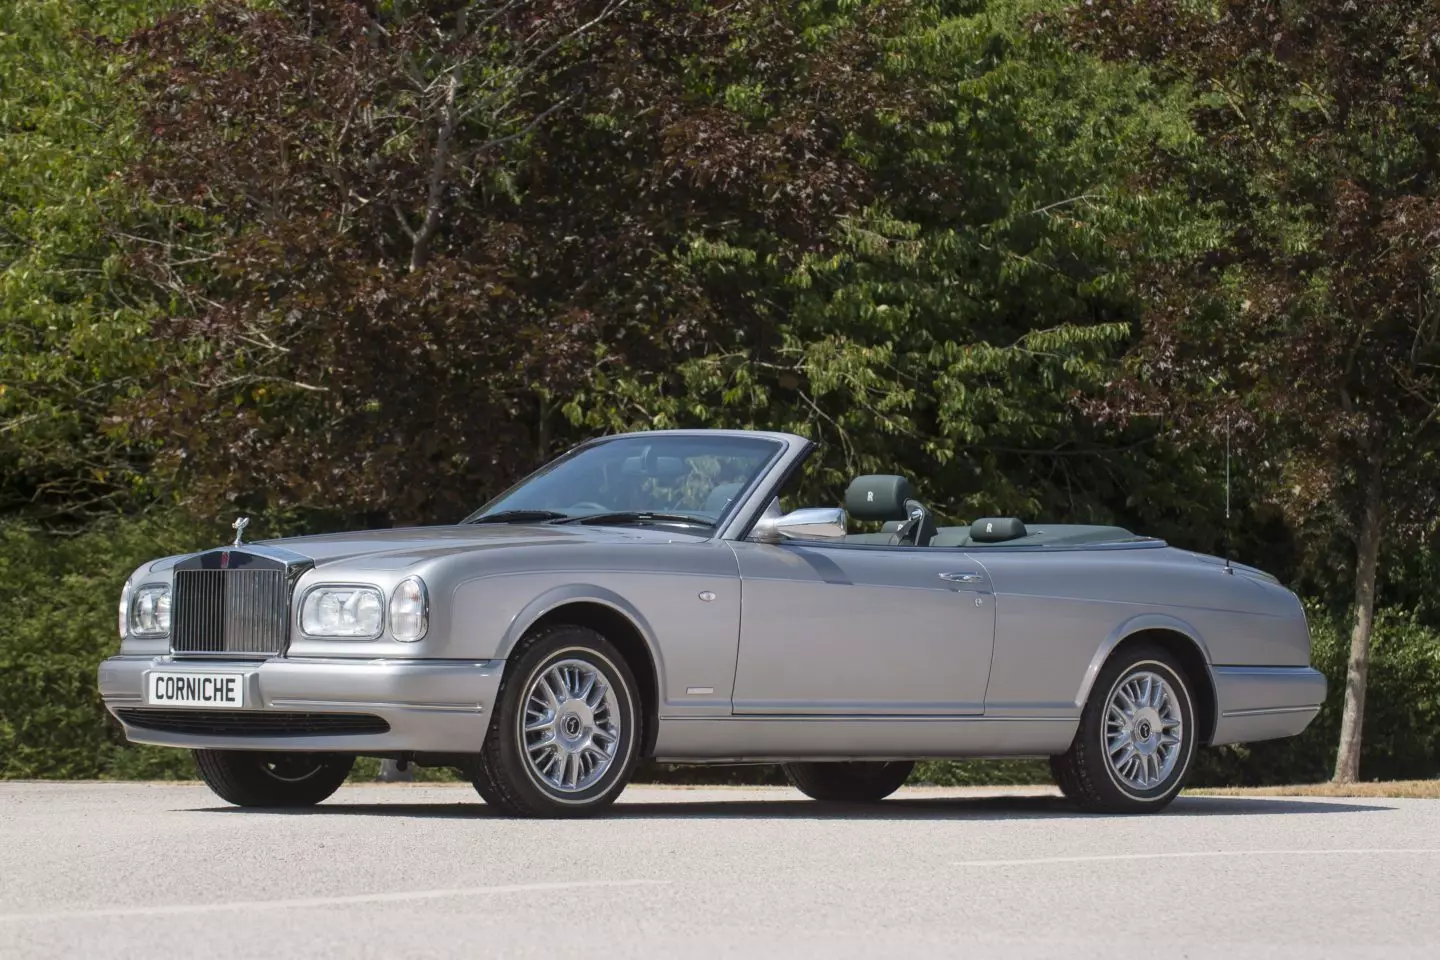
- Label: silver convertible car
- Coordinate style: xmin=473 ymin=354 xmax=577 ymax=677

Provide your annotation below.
xmin=100 ymin=429 xmax=1326 ymax=817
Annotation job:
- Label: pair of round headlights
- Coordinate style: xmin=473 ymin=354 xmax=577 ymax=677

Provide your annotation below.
xmin=299 ymin=577 xmax=428 ymax=642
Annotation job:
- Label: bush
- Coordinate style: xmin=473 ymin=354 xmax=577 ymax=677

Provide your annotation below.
xmin=0 ymin=514 xmax=208 ymax=779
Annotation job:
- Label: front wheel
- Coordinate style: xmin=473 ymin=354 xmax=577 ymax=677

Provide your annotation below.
xmin=193 ymin=750 xmax=354 ymax=807
xmin=473 ymin=625 xmax=641 ymax=817
xmin=783 ymin=760 xmax=915 ymax=802
xmin=1051 ymin=645 xmax=1198 ymax=813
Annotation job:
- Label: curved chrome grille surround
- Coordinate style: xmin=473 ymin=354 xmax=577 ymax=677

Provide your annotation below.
xmin=170 ymin=547 xmax=311 ymax=658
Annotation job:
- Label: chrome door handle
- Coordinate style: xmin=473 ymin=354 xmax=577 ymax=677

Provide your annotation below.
xmin=938 ymin=572 xmax=986 ymax=584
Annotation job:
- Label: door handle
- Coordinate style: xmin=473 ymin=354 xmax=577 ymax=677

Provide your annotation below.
xmin=938 ymin=571 xmax=986 ymax=584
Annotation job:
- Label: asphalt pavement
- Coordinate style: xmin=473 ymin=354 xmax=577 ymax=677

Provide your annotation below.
xmin=1 ymin=781 xmax=1436 ymax=959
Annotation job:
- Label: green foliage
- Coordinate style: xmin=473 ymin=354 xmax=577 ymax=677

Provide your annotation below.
xmin=0 ymin=0 xmax=190 ymax=524
xmin=565 ymin=0 xmax=1220 ymax=536
xmin=0 ymin=513 xmax=208 ymax=778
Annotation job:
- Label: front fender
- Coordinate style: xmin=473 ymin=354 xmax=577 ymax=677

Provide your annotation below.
xmin=498 ymin=582 xmax=665 ymax=674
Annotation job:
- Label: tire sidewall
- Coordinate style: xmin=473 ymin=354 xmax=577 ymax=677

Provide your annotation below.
xmin=496 ymin=630 xmax=640 ymax=810
xmin=1092 ymin=654 xmax=1197 ymax=807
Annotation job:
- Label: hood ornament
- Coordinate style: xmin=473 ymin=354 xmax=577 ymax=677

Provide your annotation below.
xmin=232 ymin=516 xmax=251 ymax=547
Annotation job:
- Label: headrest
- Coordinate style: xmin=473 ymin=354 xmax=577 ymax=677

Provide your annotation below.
xmin=704 ymin=482 xmax=745 ymax=515
xmin=621 ymin=454 xmax=688 ymax=480
xmin=970 ymin=517 xmax=1027 ymax=543
xmin=845 ymin=475 xmax=912 ymax=522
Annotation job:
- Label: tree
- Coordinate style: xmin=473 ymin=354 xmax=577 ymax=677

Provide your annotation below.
xmin=118 ymin=0 xmax=931 ymax=525
xmin=0 ymin=0 xmax=186 ymax=524
xmin=566 ymin=0 xmax=1214 ymax=534
xmin=1065 ymin=0 xmax=1440 ymax=781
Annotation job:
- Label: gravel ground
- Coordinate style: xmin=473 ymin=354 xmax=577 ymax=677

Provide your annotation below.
xmin=2 ymin=781 xmax=1437 ymax=959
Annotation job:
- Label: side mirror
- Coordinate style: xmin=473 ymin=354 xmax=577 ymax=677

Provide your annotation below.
xmin=750 ymin=507 xmax=847 ymax=543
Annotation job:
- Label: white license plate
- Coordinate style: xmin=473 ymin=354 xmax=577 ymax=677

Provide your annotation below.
xmin=146 ymin=672 xmax=245 ymax=708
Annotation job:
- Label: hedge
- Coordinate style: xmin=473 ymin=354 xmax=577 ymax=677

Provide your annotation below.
xmin=3 ymin=518 xmax=1436 ymax=785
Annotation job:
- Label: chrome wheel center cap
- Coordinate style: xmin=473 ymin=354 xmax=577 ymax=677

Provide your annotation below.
xmin=562 ymin=714 xmax=583 ymax=738
xmin=1132 ymin=707 xmax=1161 ymax=755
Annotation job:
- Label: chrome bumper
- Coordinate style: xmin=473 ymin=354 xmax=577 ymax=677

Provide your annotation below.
xmin=1209 ymin=665 xmax=1327 ymax=746
xmin=98 ymin=656 xmax=503 ymax=753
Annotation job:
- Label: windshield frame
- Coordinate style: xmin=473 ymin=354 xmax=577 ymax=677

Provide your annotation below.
xmin=461 ymin=432 xmax=790 ymax=535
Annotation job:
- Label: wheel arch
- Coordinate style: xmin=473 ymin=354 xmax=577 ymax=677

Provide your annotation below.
xmin=1077 ymin=616 xmax=1219 ymax=745
xmin=502 ymin=587 xmax=663 ymax=758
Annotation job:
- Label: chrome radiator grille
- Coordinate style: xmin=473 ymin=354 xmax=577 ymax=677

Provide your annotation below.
xmin=172 ymin=568 xmax=289 ymax=656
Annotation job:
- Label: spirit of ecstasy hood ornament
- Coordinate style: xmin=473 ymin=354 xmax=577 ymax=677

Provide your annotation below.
xmin=232 ymin=516 xmax=251 ymax=547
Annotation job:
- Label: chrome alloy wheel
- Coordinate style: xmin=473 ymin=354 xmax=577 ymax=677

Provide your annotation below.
xmin=519 ymin=657 xmax=622 ymax=794
xmin=1105 ymin=669 xmax=1184 ymax=791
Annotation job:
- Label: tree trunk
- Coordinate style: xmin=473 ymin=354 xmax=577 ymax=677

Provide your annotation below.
xmin=537 ymin=391 xmax=552 ymax=462
xmin=1332 ymin=467 xmax=1385 ymax=783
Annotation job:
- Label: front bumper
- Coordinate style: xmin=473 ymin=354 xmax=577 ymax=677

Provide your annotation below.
xmin=99 ymin=656 xmax=504 ymax=753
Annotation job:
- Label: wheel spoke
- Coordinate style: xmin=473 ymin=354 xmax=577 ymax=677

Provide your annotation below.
xmin=549 ymin=669 xmax=570 ymax=703
xmin=586 ymin=681 xmax=608 ymax=709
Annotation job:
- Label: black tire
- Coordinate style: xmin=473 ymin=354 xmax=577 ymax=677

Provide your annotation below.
xmin=192 ymin=750 xmax=354 ymax=807
xmin=473 ymin=624 xmax=642 ymax=818
xmin=783 ymin=760 xmax=915 ymax=803
xmin=1051 ymin=645 xmax=1198 ymax=813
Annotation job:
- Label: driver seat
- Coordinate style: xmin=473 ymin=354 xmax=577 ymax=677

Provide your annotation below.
xmin=843 ymin=475 xmax=937 ymax=547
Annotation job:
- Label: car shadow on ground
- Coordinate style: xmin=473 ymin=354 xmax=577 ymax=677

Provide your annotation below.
xmin=192 ymin=793 xmax=1393 ymax=820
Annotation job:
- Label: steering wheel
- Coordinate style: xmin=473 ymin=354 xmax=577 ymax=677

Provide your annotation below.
xmin=565 ymin=502 xmax=608 ymax=513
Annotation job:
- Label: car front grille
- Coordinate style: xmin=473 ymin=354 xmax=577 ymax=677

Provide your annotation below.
xmin=114 ymin=709 xmax=390 ymax=737
xmin=172 ymin=568 xmax=289 ymax=656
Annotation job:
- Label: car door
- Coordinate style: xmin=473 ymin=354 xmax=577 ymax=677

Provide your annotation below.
xmin=726 ymin=541 xmax=996 ymax=715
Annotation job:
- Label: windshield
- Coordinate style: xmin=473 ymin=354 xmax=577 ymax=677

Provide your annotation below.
xmin=463 ymin=435 xmax=784 ymax=527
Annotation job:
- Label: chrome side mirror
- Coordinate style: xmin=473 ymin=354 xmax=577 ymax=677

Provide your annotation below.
xmin=750 ymin=506 xmax=847 ymax=543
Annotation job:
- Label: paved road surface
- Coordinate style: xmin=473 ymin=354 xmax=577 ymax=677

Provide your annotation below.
xmin=2 ymin=782 xmax=1436 ymax=959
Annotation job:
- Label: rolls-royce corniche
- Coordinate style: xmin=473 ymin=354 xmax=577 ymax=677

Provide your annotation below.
xmin=99 ymin=429 xmax=1326 ymax=817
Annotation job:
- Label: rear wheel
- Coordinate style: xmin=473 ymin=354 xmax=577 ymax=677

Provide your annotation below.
xmin=1051 ymin=645 xmax=1197 ymax=813
xmin=783 ymin=760 xmax=915 ymax=803
xmin=193 ymin=750 xmax=354 ymax=807
xmin=472 ymin=624 xmax=641 ymax=818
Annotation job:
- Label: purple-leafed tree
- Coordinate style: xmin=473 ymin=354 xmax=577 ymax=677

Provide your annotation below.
xmin=119 ymin=0 xmax=906 ymax=525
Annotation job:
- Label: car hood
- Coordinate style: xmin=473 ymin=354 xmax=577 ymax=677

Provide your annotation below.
xmin=148 ymin=523 xmax=702 ymax=572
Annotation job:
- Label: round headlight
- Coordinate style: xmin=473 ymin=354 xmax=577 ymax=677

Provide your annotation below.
xmin=389 ymin=577 xmax=428 ymax=643
xmin=301 ymin=586 xmax=385 ymax=638
xmin=128 ymin=585 xmax=172 ymax=638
